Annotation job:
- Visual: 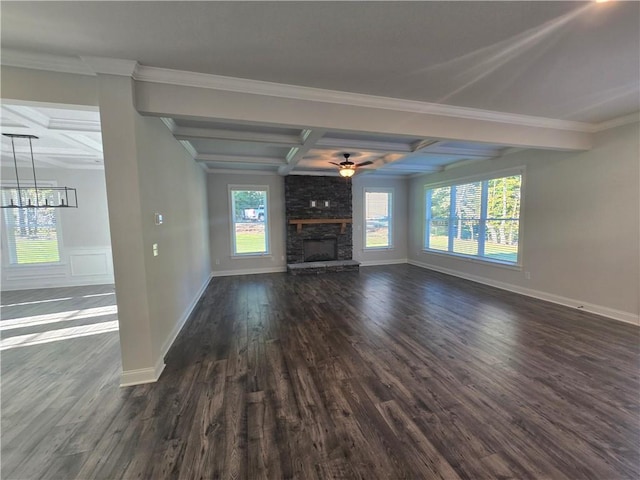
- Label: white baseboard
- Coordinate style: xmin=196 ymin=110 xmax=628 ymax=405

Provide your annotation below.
xmin=120 ymin=355 xmax=165 ymax=387
xmin=359 ymin=258 xmax=408 ymax=267
xmin=120 ymin=273 xmax=213 ymax=387
xmin=212 ymin=266 xmax=286 ymax=277
xmin=408 ymin=259 xmax=639 ymax=326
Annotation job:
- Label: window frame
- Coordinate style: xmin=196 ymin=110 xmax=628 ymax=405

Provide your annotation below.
xmin=423 ymin=168 xmax=524 ymax=268
xmin=364 ymin=187 xmax=394 ymax=250
xmin=228 ymin=184 xmax=271 ymax=257
xmin=1 ymin=181 xmax=64 ymax=266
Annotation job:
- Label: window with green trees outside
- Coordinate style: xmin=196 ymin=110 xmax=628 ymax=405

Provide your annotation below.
xmin=2 ymin=187 xmax=61 ymax=265
xmin=425 ymin=173 xmax=522 ymax=264
xmin=230 ymin=187 xmax=269 ymax=255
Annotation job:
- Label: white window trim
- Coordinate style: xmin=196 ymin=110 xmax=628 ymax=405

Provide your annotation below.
xmin=422 ymin=169 xmax=525 ymax=268
xmin=228 ymin=184 xmax=271 ymax=257
xmin=1 ymin=180 xmax=65 ymax=266
xmin=364 ymin=187 xmax=394 ymax=250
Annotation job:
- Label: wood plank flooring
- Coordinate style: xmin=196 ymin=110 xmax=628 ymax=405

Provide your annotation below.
xmin=1 ymin=265 xmax=639 ymax=479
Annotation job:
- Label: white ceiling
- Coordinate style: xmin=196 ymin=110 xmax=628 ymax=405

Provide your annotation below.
xmin=1 ymin=1 xmax=638 ymax=177
xmin=0 ymin=104 xmax=103 ymax=169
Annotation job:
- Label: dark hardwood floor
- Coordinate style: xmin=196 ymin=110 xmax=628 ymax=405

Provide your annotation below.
xmin=1 ymin=265 xmax=639 ymax=479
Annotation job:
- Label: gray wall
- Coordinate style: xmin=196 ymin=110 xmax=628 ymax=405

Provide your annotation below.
xmin=133 ymin=115 xmax=211 ymax=363
xmin=1 ymin=166 xmax=114 ymax=290
xmin=208 ymin=173 xmax=287 ymax=275
xmin=408 ymin=122 xmax=640 ymax=324
xmin=95 ymin=73 xmax=211 ymax=383
xmin=207 ymin=173 xmax=411 ymax=275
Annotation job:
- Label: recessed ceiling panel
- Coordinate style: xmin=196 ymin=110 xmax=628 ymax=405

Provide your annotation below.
xmin=189 ymin=139 xmax=289 ymax=158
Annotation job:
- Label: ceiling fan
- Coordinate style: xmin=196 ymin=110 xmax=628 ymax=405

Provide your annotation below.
xmin=330 ymin=153 xmax=373 ymax=178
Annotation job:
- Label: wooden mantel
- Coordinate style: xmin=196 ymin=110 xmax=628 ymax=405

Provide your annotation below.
xmin=289 ymin=218 xmax=352 ymax=234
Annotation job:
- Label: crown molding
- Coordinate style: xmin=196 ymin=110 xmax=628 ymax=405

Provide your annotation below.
xmin=1 ymin=49 xmax=94 ymax=76
xmin=1 ymin=50 xmax=610 ymax=134
xmin=592 ymin=112 xmax=640 ymax=132
xmin=81 ymin=56 xmax=139 ymax=77
xmin=177 ymin=140 xmax=197 ymax=159
xmin=134 ymin=65 xmax=594 ymax=133
xmin=160 ymin=117 xmax=177 ymax=133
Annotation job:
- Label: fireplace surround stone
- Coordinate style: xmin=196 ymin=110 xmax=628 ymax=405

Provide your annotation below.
xmin=285 ymin=175 xmax=359 ymax=273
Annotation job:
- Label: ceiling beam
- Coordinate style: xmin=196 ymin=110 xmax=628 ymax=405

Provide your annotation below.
xmin=421 ymin=144 xmax=502 ymax=158
xmin=194 ymin=153 xmax=285 ymax=165
xmin=172 ymin=126 xmax=302 ymax=147
xmin=278 ymin=129 xmax=326 ymax=175
xmin=137 ymin=81 xmax=592 ymax=151
xmin=411 ymin=139 xmax=441 ymax=152
xmin=314 ymin=137 xmax=413 ymax=153
xmin=47 ymin=118 xmax=101 ymax=132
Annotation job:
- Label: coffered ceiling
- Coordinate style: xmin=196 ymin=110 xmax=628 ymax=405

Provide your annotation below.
xmin=161 ymin=117 xmax=506 ymax=176
xmin=1 ymin=1 xmax=638 ymax=176
xmin=0 ymin=104 xmax=103 ymax=170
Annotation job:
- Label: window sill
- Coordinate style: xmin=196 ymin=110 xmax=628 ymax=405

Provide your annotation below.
xmin=363 ymin=247 xmax=394 ymax=251
xmin=421 ymin=249 xmax=522 ymax=271
xmin=231 ymin=253 xmax=272 ymax=259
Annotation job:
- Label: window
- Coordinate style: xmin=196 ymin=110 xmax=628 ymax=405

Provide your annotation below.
xmin=229 ymin=186 xmax=269 ymax=255
xmin=2 ymin=187 xmax=61 ymax=264
xmin=425 ymin=173 xmax=522 ymax=265
xmin=365 ymin=189 xmax=392 ymax=248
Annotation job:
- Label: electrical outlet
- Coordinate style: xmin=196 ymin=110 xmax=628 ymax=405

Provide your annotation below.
xmin=525 ymin=271 xmax=531 ymax=280
xmin=152 ymin=243 xmax=159 ymax=257
xmin=215 ymin=259 xmax=220 ymax=265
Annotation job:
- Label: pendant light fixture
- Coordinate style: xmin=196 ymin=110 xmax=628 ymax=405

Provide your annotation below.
xmin=1 ymin=134 xmax=78 ymax=208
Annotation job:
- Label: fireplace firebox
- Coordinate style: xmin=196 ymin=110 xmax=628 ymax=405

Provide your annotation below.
xmin=303 ymin=238 xmax=338 ymax=262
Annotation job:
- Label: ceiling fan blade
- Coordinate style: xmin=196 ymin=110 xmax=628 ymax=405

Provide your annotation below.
xmin=329 ymin=162 xmax=342 ymax=166
xmin=356 ymin=160 xmax=374 ymax=167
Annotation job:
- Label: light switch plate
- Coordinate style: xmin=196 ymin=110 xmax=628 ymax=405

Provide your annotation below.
xmin=154 ymin=213 xmax=163 ymax=225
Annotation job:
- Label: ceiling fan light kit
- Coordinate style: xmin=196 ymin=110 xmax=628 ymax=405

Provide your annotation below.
xmin=339 ymin=165 xmax=356 ymax=178
xmin=331 ymin=153 xmax=373 ymax=178
xmin=1 ymin=134 xmax=78 ymax=209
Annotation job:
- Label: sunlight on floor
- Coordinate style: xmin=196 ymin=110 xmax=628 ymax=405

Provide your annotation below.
xmin=2 ymin=291 xmax=115 ymax=308
xmin=0 ymin=305 xmax=118 ymax=331
xmin=0 ymin=320 xmax=120 ymax=350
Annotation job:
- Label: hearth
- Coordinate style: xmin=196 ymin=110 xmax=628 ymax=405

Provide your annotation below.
xmin=304 ymin=238 xmax=338 ymax=262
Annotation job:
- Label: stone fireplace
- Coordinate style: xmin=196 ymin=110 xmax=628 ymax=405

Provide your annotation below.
xmin=304 ymin=238 xmax=338 ymax=262
xmin=285 ymin=175 xmax=359 ymax=274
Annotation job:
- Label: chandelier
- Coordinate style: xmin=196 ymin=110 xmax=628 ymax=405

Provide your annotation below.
xmin=1 ymin=134 xmax=78 ymax=208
